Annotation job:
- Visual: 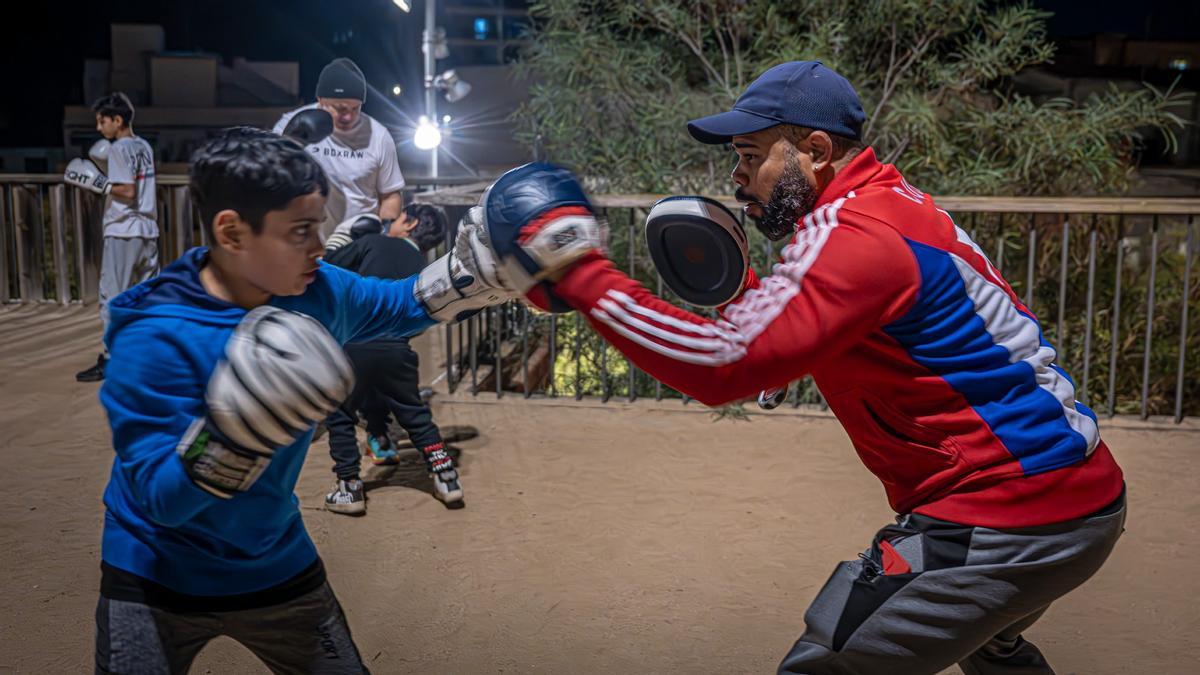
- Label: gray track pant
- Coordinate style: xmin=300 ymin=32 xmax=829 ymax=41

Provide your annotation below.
xmin=99 ymin=236 xmax=158 ymax=335
xmin=95 ymin=582 xmax=366 ymax=674
xmin=779 ymin=492 xmax=1126 ymax=674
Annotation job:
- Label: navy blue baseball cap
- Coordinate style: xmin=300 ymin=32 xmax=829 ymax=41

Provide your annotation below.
xmin=687 ymin=61 xmax=865 ymax=144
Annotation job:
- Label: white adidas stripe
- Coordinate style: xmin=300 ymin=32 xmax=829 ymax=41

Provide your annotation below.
xmin=949 ymin=253 xmax=1100 ymax=454
xmin=595 ymin=196 xmax=850 ymax=367
xmin=590 ymin=308 xmax=746 ymax=366
xmin=596 ymin=297 xmax=735 ymax=352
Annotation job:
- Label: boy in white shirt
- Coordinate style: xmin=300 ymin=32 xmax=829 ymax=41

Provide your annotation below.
xmin=69 ymin=92 xmax=159 ymax=382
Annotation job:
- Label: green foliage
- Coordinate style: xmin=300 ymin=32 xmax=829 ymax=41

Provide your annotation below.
xmin=497 ymin=1 xmax=1199 ymax=420
xmin=515 ymin=0 xmax=1188 ymax=196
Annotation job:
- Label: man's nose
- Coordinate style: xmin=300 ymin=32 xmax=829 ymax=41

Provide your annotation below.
xmin=731 ymin=163 xmax=748 ymax=187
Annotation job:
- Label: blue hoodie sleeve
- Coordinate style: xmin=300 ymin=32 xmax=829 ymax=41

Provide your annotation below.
xmin=298 ymin=262 xmax=437 ymax=343
xmin=100 ymin=321 xmax=219 ymax=527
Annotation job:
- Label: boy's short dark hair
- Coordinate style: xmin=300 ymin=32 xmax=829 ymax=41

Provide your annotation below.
xmin=405 ymin=203 xmax=448 ymax=253
xmin=91 ymin=93 xmax=135 ymax=127
xmin=189 ymin=127 xmax=329 ymax=241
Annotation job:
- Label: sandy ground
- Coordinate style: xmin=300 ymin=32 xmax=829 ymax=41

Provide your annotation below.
xmin=1 ymin=304 xmax=1198 ymax=674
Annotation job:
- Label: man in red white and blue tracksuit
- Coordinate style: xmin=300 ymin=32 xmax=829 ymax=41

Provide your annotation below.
xmin=536 ymin=62 xmax=1127 ymax=674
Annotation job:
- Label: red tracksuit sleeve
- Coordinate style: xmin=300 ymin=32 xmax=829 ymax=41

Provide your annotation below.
xmin=552 ymin=204 xmax=919 ymax=406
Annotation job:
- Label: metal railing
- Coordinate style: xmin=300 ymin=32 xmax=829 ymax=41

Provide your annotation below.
xmin=3 ymin=174 xmax=1196 ymax=422
xmin=424 ymin=193 xmax=1200 ymax=424
xmin=0 ymin=174 xmax=476 ymax=305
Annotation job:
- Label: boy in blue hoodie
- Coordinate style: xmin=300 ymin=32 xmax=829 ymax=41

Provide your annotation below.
xmin=95 ymin=127 xmax=510 ymax=674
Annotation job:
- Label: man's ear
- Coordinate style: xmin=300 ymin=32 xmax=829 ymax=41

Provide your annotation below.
xmin=808 ymin=131 xmax=835 ymax=172
xmin=212 ymin=209 xmax=251 ymax=251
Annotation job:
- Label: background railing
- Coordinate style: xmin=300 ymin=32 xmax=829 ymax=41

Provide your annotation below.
xmin=0 ymin=174 xmax=479 ymax=305
xmin=2 ymin=174 xmax=1196 ymax=422
xmin=418 ymin=192 xmax=1200 ymax=424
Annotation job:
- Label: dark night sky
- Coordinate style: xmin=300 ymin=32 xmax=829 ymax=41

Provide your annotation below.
xmin=2 ymin=0 xmax=426 ymax=146
xmin=2 ymin=0 xmax=1197 ymax=148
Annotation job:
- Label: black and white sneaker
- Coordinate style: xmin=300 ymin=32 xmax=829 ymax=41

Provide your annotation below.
xmin=75 ymin=354 xmax=107 ymax=382
xmin=325 ymin=478 xmax=366 ymax=515
xmin=421 ymin=443 xmax=464 ymax=503
xmin=431 ymin=468 xmax=464 ymax=504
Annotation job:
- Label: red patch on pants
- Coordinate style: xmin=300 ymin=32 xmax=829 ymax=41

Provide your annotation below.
xmin=879 ymin=540 xmax=912 ymax=575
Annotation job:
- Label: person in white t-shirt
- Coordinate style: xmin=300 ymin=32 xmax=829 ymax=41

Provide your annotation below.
xmin=69 ymin=92 xmax=159 ymax=382
xmin=272 ymin=58 xmax=406 ymax=238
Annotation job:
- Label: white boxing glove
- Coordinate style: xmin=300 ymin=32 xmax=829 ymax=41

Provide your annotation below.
xmin=179 ymin=307 xmax=355 ymax=498
xmin=64 ymin=158 xmax=111 ymax=195
xmin=414 ymin=207 xmax=515 ymax=323
xmin=88 ymin=140 xmax=111 ymax=173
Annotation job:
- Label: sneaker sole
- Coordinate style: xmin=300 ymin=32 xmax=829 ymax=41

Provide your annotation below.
xmin=325 ymin=501 xmax=367 ymax=516
xmin=434 ymin=488 xmax=464 ymax=503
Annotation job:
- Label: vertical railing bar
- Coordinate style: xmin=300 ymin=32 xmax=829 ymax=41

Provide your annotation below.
xmin=49 ymin=185 xmax=70 ymax=304
xmin=600 ymin=338 xmax=610 ymax=403
xmin=655 ymin=273 xmax=664 ymax=401
xmin=1025 ymin=213 xmax=1037 ymax=309
xmin=1107 ymin=216 xmax=1124 ymax=417
xmin=549 ymin=313 xmax=558 ymax=398
xmin=521 ymin=306 xmax=531 ymax=399
xmin=1175 ymin=215 xmax=1194 ymax=424
xmin=495 ymin=305 xmax=503 ymax=399
xmin=445 ymin=321 xmax=454 ymax=394
xmin=469 ymin=311 xmax=478 ymax=395
xmin=71 ymin=189 xmax=86 ymax=302
xmin=994 ymin=213 xmax=1005 ymax=273
xmin=628 ymin=208 xmax=637 ymax=402
xmin=1081 ymin=214 xmax=1098 ymax=403
xmin=1056 ymin=215 xmax=1070 ymax=352
xmin=574 ymin=312 xmax=583 ymax=401
xmin=1140 ymin=216 xmax=1159 ymax=420
xmin=0 ymin=185 xmax=10 ymax=302
xmin=12 ymin=186 xmax=30 ymax=301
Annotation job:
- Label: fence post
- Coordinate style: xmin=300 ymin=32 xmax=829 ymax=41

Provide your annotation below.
xmin=0 ymin=186 xmax=10 ymax=303
xmin=12 ymin=186 xmax=44 ymax=302
xmin=49 ymin=185 xmax=71 ymax=304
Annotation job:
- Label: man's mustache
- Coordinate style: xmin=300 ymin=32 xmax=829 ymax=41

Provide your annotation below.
xmin=734 ymin=187 xmax=760 ymax=206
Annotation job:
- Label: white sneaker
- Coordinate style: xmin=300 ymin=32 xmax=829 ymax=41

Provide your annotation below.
xmin=325 ymin=479 xmax=366 ymax=515
xmin=431 ymin=468 xmax=464 ymax=504
xmin=421 ymin=442 xmax=463 ymax=503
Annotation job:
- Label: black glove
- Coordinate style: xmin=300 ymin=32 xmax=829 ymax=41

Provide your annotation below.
xmin=282 ymin=109 xmax=334 ymax=145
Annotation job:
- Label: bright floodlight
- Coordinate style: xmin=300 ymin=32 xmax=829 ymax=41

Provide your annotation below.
xmin=392 ymin=84 xmax=402 ymax=96
xmin=413 ymin=116 xmax=442 ymax=150
xmin=393 ymin=0 xmax=411 ymax=12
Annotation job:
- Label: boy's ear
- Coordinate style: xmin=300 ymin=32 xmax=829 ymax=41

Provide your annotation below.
xmin=212 ymin=209 xmax=252 ymax=251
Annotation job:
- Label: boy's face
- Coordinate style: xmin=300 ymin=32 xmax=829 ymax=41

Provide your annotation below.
xmin=388 ymin=212 xmax=417 ymax=238
xmin=95 ymin=114 xmax=122 ymax=140
xmin=216 ymin=190 xmax=327 ymax=297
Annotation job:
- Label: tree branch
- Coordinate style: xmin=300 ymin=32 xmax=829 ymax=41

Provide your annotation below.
xmin=642 ymin=7 xmax=733 ymax=99
xmin=864 ymin=29 xmax=937 ymax=142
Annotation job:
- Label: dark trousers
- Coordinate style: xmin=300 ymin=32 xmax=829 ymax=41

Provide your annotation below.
xmin=327 ymin=340 xmax=442 ymax=481
xmin=777 ymin=493 xmax=1126 ymax=674
xmin=95 ymin=583 xmax=366 ymax=674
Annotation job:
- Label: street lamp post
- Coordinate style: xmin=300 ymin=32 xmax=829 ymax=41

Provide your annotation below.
xmin=422 ymin=0 xmax=439 ymax=178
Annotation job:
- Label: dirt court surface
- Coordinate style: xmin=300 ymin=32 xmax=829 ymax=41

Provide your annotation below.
xmin=1 ymin=304 xmax=1198 ymax=674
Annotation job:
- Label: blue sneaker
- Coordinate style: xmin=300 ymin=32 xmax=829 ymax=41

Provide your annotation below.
xmin=363 ymin=434 xmax=400 ymax=466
